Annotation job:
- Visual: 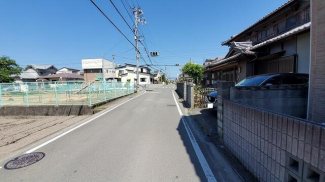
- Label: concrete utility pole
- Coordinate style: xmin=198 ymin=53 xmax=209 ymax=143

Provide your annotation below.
xmin=133 ymin=8 xmax=146 ymax=90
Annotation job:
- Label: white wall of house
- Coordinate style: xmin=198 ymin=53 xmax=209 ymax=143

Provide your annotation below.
xmin=56 ymin=68 xmax=80 ymax=74
xmin=102 ymin=60 xmax=116 ymax=79
xmin=82 ymin=58 xmax=116 ymax=80
xmin=116 ymin=65 xmax=153 ymax=84
xmin=24 ymin=68 xmax=39 ymax=78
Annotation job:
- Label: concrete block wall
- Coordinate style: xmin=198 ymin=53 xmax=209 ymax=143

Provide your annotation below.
xmin=176 ymin=82 xmax=186 ymax=100
xmin=223 ymin=100 xmax=325 ymax=182
xmin=0 ymin=105 xmax=93 ymax=116
xmin=230 ymin=86 xmax=308 ymax=119
xmin=217 ymin=81 xmax=235 ymax=138
xmin=186 ymin=85 xmax=194 ymax=108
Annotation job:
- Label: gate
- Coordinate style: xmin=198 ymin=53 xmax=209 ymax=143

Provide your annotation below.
xmin=194 ymin=87 xmax=217 ymax=108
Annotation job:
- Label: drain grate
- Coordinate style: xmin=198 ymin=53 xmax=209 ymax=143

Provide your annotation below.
xmin=4 ymin=152 xmax=45 ymax=170
xmin=167 ymin=104 xmax=176 ymax=106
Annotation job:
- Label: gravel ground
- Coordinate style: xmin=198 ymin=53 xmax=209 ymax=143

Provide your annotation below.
xmin=0 ymin=115 xmax=89 ymax=158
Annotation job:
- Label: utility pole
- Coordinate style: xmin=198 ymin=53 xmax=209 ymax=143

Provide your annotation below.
xmin=133 ymin=8 xmax=146 ymax=91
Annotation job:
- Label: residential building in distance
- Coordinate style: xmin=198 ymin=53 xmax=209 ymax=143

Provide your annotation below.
xmin=153 ymin=70 xmax=162 ymax=84
xmin=116 ymin=64 xmax=154 ymax=84
xmin=81 ymin=58 xmax=116 ymax=81
xmin=13 ymin=64 xmax=58 ymax=83
xmin=204 ymin=0 xmax=310 ymax=85
xmin=56 ymin=67 xmax=81 ymax=75
xmin=38 ymin=73 xmax=84 ymax=82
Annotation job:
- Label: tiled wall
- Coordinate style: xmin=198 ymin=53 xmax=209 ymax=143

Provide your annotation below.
xmin=223 ymin=100 xmax=325 ymax=182
xmin=309 ymin=0 xmax=325 ymax=123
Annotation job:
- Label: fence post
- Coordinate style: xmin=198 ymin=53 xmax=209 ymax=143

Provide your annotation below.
xmin=0 ymin=83 xmax=2 ymax=107
xmin=25 ymin=83 xmax=29 ymax=107
xmin=88 ymin=81 xmax=92 ymax=106
xmin=114 ymin=82 xmax=117 ymax=98
xmin=127 ymin=82 xmax=130 ymax=94
xmin=103 ymin=80 xmax=107 ymax=101
xmin=54 ymin=82 xmax=59 ymax=106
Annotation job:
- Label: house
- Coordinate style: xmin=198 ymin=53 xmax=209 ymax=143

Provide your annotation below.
xmin=38 ymin=73 xmax=84 ymax=82
xmin=81 ymin=58 xmax=116 ymax=81
xmin=205 ymin=0 xmax=310 ymax=84
xmin=14 ymin=64 xmax=58 ymax=83
xmin=56 ymin=67 xmax=81 ymax=75
xmin=116 ymin=64 xmax=154 ymax=84
xmin=203 ymin=57 xmax=224 ymax=86
xmin=153 ymin=70 xmax=162 ymax=84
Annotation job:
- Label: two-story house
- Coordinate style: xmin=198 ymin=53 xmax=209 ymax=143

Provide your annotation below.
xmin=82 ymin=58 xmax=116 ymax=81
xmin=116 ymin=64 xmax=154 ymax=84
xmin=14 ymin=64 xmax=58 ymax=83
xmin=205 ymin=0 xmax=310 ymax=84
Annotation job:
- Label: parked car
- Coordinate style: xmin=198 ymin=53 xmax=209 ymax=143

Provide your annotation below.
xmin=205 ymin=91 xmax=218 ymax=109
xmin=235 ymin=73 xmax=309 ymax=87
xmin=205 ymin=73 xmax=308 ymax=109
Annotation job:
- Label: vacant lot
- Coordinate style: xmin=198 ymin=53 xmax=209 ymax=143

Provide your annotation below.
xmin=0 ymin=115 xmax=89 ymax=158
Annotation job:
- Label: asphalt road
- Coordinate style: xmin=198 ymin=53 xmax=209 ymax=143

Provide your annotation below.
xmin=0 ymin=85 xmax=217 ymax=182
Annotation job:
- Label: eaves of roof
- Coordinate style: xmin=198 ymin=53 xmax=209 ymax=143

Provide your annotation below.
xmin=222 ymin=0 xmax=296 ymax=45
xmin=251 ymin=22 xmax=311 ymax=50
xmin=205 ymin=53 xmax=242 ymax=68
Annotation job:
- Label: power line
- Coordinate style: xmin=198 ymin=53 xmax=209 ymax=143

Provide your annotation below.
xmin=90 ymin=0 xmax=137 ymax=50
xmin=120 ymin=0 xmax=134 ymax=23
xmin=109 ymin=0 xmax=134 ymax=33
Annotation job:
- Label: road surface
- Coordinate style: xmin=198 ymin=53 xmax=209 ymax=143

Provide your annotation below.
xmin=0 ymin=85 xmax=238 ymax=182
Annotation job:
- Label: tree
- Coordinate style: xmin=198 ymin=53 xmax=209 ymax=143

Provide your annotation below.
xmin=161 ymin=74 xmax=169 ymax=84
xmin=0 ymin=56 xmax=22 ymax=83
xmin=161 ymin=74 xmax=166 ymax=82
xmin=181 ymin=62 xmax=204 ymax=84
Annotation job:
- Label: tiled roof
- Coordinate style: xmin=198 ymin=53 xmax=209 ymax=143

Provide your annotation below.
xmin=39 ymin=73 xmax=83 ymax=79
xmin=222 ymin=0 xmax=296 ymax=45
xmin=205 ymin=54 xmax=241 ymax=68
xmin=28 ymin=64 xmax=57 ymax=70
xmin=58 ymin=67 xmax=80 ymax=71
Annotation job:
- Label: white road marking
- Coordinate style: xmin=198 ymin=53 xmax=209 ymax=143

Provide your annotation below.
xmin=0 ymin=166 xmax=2 ymax=169
xmin=172 ymin=91 xmax=217 ymax=182
xmin=25 ymin=91 xmax=147 ymax=154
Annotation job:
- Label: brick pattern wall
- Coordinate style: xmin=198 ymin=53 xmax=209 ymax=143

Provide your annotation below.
xmin=216 ymin=81 xmax=235 ymax=138
xmin=309 ymin=0 xmax=325 ymax=122
xmin=223 ymin=100 xmax=325 ymax=181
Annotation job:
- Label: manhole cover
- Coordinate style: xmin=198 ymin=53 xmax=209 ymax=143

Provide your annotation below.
xmin=4 ymin=152 xmax=45 ymax=170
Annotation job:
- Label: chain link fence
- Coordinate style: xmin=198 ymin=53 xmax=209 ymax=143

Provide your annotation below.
xmin=0 ymin=81 xmax=135 ymax=107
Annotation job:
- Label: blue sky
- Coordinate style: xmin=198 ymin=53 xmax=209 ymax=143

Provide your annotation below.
xmin=0 ymin=0 xmax=287 ymax=79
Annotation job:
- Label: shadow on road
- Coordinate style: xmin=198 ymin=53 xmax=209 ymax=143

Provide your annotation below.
xmin=176 ymin=116 xmax=208 ymax=182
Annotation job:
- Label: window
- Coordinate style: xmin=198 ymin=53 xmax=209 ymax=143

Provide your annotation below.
xmin=263 ymin=76 xmax=282 ymax=86
xmin=141 ymin=68 xmax=143 ymax=73
xmin=266 ymin=27 xmax=274 ymax=36
xmin=278 ymin=20 xmax=286 ymax=33
xmin=258 ymin=32 xmax=262 ymax=40
xmin=258 ymin=30 xmax=267 ymax=40
xmin=140 ymin=78 xmax=146 ymax=82
xmin=286 ymin=15 xmax=297 ymax=29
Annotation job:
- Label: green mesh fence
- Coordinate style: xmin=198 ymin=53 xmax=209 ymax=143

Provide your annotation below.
xmin=0 ymin=81 xmax=135 ymax=107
